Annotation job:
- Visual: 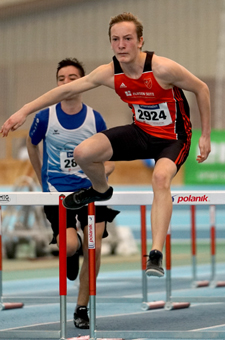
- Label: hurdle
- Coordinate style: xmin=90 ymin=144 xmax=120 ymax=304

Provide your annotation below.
xmin=0 ymin=205 xmax=24 ymax=311
xmin=191 ymin=204 xmax=225 ymax=289
xmin=140 ymin=205 xmax=165 ymax=311
xmin=164 ymin=224 xmax=190 ymax=311
xmin=0 ymin=192 xmax=68 ymax=339
xmin=0 ymin=191 xmax=225 ymax=340
xmin=209 ymin=205 xmax=225 ymax=288
xmin=140 ymin=207 xmax=189 ymax=311
xmin=90 ymin=190 xmax=225 ymax=340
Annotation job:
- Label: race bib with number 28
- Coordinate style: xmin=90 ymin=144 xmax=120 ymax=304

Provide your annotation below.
xmin=60 ymin=150 xmax=79 ymax=173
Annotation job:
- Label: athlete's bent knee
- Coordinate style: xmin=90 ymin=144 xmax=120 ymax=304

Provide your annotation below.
xmin=152 ymin=170 xmax=170 ymax=190
xmin=74 ymin=142 xmax=91 ymax=164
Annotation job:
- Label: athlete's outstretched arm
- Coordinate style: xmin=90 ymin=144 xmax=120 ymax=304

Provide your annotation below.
xmin=1 ymin=63 xmax=114 ymax=136
xmin=153 ymin=55 xmax=211 ymax=163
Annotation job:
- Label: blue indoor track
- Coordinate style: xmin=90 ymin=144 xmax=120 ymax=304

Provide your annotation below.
xmin=1 ymin=185 xmax=225 ymax=339
xmin=1 ymin=263 xmax=225 ymax=340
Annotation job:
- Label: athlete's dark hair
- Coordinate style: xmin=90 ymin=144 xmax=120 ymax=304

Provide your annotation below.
xmin=56 ymin=58 xmax=85 ymax=79
xmin=108 ymin=12 xmax=143 ymax=42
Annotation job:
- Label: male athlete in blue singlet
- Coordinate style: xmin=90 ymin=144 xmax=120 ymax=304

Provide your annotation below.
xmin=26 ymin=58 xmax=119 ymax=329
xmin=1 ymin=13 xmax=211 ymax=280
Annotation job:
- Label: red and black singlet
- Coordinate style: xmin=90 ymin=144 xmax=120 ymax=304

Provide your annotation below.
xmin=113 ymin=51 xmax=192 ymax=142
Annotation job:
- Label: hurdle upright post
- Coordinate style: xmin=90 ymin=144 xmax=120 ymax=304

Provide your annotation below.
xmin=165 ymin=224 xmax=172 ymax=309
xmin=140 ymin=205 xmax=147 ymax=303
xmin=59 ymin=195 xmax=67 ymax=340
xmin=191 ymin=205 xmax=197 ymax=285
xmin=0 ymin=206 xmax=2 ymax=309
xmin=191 ymin=205 xmax=209 ymax=288
xmin=88 ymin=202 xmax=96 ymax=340
xmin=210 ymin=205 xmax=216 ymax=283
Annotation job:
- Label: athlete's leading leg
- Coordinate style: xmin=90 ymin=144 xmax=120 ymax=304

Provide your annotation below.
xmin=146 ymin=158 xmax=177 ymax=277
xmin=63 ymin=133 xmax=114 ymax=210
xmin=74 ymin=133 xmax=113 ymax=193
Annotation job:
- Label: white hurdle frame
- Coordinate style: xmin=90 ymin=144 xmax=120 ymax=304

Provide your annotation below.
xmin=0 ymin=191 xmax=224 ymax=340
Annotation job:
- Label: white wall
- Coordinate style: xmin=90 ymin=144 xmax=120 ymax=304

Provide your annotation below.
xmin=0 ymin=0 xmax=222 ymax=133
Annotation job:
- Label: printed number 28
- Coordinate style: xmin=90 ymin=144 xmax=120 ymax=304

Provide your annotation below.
xmin=64 ymin=159 xmax=77 ymax=168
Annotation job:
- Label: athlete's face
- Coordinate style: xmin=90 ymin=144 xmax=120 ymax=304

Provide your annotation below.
xmin=57 ymin=66 xmax=81 ymax=86
xmin=110 ymin=21 xmax=143 ymax=63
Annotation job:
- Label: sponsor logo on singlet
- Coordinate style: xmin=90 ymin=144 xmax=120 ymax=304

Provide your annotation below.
xmin=143 ymin=78 xmax=152 ymax=89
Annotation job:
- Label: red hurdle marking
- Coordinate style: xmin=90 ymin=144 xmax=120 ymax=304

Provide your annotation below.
xmin=168 ymin=302 xmax=190 ymax=310
xmin=215 ymin=281 xmax=225 ymax=287
xmin=59 ymin=195 xmax=67 ymax=297
xmin=210 ymin=206 xmax=216 ymax=259
xmin=140 ymin=205 xmax=148 ymax=306
xmin=166 ymin=228 xmax=171 ymax=272
xmin=88 ymin=202 xmax=96 ymax=338
xmin=59 ymin=195 xmax=67 ymax=340
xmin=0 ymin=302 xmax=24 ymax=310
xmin=67 ymin=337 xmax=90 ymax=340
xmin=141 ymin=205 xmax=147 ymax=271
xmin=194 ymin=280 xmax=210 ymax=288
xmin=142 ymin=300 xmax=165 ymax=310
xmin=67 ymin=337 xmax=123 ymax=340
xmin=88 ymin=202 xmax=96 ymax=297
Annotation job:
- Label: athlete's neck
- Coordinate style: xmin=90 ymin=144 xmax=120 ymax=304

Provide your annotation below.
xmin=60 ymin=97 xmax=83 ymax=115
xmin=120 ymin=51 xmax=146 ymax=79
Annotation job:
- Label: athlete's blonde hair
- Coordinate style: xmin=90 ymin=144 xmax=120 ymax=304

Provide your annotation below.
xmin=108 ymin=12 xmax=144 ymax=44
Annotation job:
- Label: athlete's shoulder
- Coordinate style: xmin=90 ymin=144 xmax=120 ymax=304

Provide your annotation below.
xmin=35 ymin=107 xmax=50 ymax=122
xmin=153 ymin=54 xmax=185 ymax=77
xmin=89 ymin=62 xmax=114 ymax=89
xmin=29 ymin=107 xmax=50 ymax=143
xmin=95 ymin=62 xmax=114 ymax=75
xmin=93 ymin=109 xmax=105 ymax=121
xmin=152 ymin=54 xmax=181 ymax=88
xmin=92 ymin=109 xmax=107 ymax=132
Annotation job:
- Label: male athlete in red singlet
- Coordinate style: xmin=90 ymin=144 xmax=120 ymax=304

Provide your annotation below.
xmin=113 ymin=51 xmax=192 ymax=140
xmin=1 ymin=13 xmax=211 ymax=276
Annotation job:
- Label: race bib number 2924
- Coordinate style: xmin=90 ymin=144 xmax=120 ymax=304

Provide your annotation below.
xmin=134 ymin=103 xmax=172 ymax=126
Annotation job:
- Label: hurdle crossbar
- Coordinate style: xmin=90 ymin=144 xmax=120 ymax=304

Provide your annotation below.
xmin=0 ymin=190 xmax=223 ymax=206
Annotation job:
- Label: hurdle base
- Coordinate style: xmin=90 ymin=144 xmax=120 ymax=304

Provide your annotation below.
xmin=211 ymin=280 xmax=225 ymax=288
xmin=191 ymin=280 xmax=210 ymax=288
xmin=67 ymin=337 xmax=90 ymax=340
xmin=67 ymin=337 xmax=123 ymax=340
xmin=0 ymin=302 xmax=24 ymax=310
xmin=164 ymin=301 xmax=190 ymax=311
xmin=141 ymin=300 xmax=165 ymax=311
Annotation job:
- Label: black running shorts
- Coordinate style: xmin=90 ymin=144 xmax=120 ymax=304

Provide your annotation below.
xmin=44 ymin=205 xmax=119 ymax=244
xmin=101 ymin=123 xmax=190 ymax=171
